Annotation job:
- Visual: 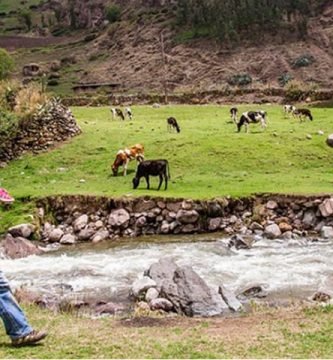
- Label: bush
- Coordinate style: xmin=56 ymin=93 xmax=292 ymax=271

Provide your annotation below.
xmin=47 ymin=79 xmax=59 ymax=86
xmin=0 ymin=48 xmax=14 ymax=80
xmin=0 ymin=110 xmax=19 ymax=141
xmin=18 ymin=9 xmax=33 ymax=31
xmin=105 ymin=5 xmax=121 ymax=23
xmin=227 ymin=74 xmax=252 ymax=86
xmin=293 ymin=54 xmax=315 ymax=68
xmin=278 ymin=73 xmax=293 ymax=87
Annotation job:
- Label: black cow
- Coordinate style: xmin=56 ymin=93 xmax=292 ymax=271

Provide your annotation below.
xmin=132 ymin=159 xmax=170 ymax=190
xmin=230 ymin=107 xmax=238 ymax=124
xmin=237 ymin=110 xmax=267 ymax=133
xmin=293 ymin=108 xmax=313 ymax=122
xmin=167 ymin=117 xmax=180 ymax=133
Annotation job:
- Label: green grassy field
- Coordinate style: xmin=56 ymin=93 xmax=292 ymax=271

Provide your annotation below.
xmin=1 ymin=104 xmax=333 ymax=199
xmin=1 ymin=304 xmax=333 ymax=358
xmin=0 ymin=104 xmax=333 ymax=231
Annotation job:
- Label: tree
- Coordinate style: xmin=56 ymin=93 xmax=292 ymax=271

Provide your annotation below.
xmin=0 ymin=48 xmax=14 ymax=80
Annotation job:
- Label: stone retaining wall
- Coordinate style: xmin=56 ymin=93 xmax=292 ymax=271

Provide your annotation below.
xmin=34 ymin=194 xmax=333 ymax=245
xmin=0 ymin=98 xmax=81 ymax=163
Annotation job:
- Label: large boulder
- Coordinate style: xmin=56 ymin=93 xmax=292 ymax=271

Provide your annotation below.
xmin=131 ymin=276 xmax=157 ymax=298
xmin=218 ymin=285 xmax=243 ymax=312
xmin=2 ymin=234 xmax=42 ymax=259
xmin=159 ymin=264 xmax=227 ymax=317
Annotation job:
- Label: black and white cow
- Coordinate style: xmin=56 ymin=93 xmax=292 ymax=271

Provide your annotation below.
xmin=230 ymin=107 xmax=238 ymax=124
xmin=167 ymin=117 xmax=180 ymax=133
xmin=283 ymin=104 xmax=296 ymax=116
xmin=132 ymin=159 xmax=170 ymax=190
xmin=125 ymin=107 xmax=133 ymax=120
xmin=110 ymin=107 xmax=125 ymax=120
xmin=237 ymin=110 xmax=267 ymax=133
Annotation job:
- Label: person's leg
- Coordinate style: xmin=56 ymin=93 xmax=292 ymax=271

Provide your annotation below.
xmin=0 ymin=288 xmax=33 ymax=340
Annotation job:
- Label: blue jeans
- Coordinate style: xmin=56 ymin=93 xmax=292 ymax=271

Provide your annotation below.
xmin=0 ymin=288 xmax=33 ymax=340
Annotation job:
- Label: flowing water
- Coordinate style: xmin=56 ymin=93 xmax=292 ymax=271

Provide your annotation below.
xmin=1 ymin=234 xmax=333 ymax=303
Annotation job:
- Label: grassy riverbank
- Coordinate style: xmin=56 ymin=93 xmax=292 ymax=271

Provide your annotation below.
xmin=1 ymin=304 xmax=333 ymax=358
xmin=0 ymin=104 xmax=333 ymax=230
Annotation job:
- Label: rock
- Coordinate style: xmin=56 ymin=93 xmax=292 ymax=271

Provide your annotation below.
xmin=319 ymin=198 xmax=333 ymax=217
xmin=133 ymin=200 xmax=156 ymax=213
xmin=306 ymin=134 xmax=312 ymax=140
xmin=266 ymin=200 xmax=278 ymax=210
xmin=208 ymin=218 xmax=222 ymax=231
xmin=135 ymin=216 xmax=147 ymax=228
xmin=48 ymin=228 xmax=64 ymax=242
xmin=77 ymin=227 xmax=95 ymax=241
xmin=209 ymin=242 xmax=233 ymax=256
xmin=282 ymin=231 xmax=293 ymax=240
xmin=150 ymin=298 xmax=174 ymax=312
xmin=237 ymin=284 xmax=268 ymax=299
xmin=145 ymin=287 xmax=159 ymax=302
xmin=131 ymin=277 xmax=157 ymax=298
xmin=278 ymin=222 xmax=293 ymax=232
xmin=108 ymin=209 xmax=130 ymax=227
xmin=152 ymin=103 xmax=160 ymax=108
xmin=321 ymin=226 xmax=333 ymax=239
xmin=95 ymin=220 xmax=103 ymax=229
xmin=94 ymin=302 xmax=122 ymax=315
xmin=302 ymin=210 xmax=317 ymax=228
xmin=166 ymin=202 xmax=181 ymax=212
xmin=8 ymin=223 xmax=35 ymax=238
xmin=264 ymin=223 xmax=281 ymax=239
xmin=218 ymin=285 xmax=243 ymax=312
xmin=326 ymin=134 xmax=333 ymax=148
xmin=92 ymin=230 xmax=109 ymax=243
xmin=228 ymin=234 xmax=251 ymax=249
xmin=60 ymin=234 xmax=76 ymax=244
xmin=318 ymin=130 xmax=324 ymax=136
xmin=160 ymin=265 xmax=227 ymax=316
xmin=312 ymin=291 xmax=331 ymax=302
xmin=2 ymin=234 xmax=42 ymax=259
xmin=182 ymin=200 xmax=193 ymax=210
xmin=176 ymin=210 xmax=199 ymax=224
xmin=229 ymin=215 xmax=238 ymax=224
xmin=249 ymin=222 xmax=264 ymax=231
xmin=146 ymin=257 xmax=178 ymax=288
xmin=73 ymin=215 xmax=88 ymax=232
xmin=160 ymin=221 xmax=170 ymax=234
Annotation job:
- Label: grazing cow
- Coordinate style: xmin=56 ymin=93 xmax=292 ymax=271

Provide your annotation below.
xmin=293 ymin=108 xmax=313 ymax=122
xmin=237 ymin=110 xmax=267 ymax=133
xmin=230 ymin=107 xmax=238 ymax=124
xmin=132 ymin=159 xmax=170 ymax=190
xmin=110 ymin=107 xmax=125 ymax=120
xmin=283 ymin=104 xmax=296 ymax=116
xmin=167 ymin=117 xmax=180 ymax=133
xmin=125 ymin=107 xmax=133 ymax=120
xmin=112 ymin=143 xmax=144 ymax=176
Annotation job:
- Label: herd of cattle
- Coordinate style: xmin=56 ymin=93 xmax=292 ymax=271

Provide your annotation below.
xmin=110 ymin=104 xmax=314 ymax=190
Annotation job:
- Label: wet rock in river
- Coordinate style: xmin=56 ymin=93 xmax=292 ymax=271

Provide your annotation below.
xmin=218 ymin=285 xmax=243 ymax=312
xmin=237 ymin=284 xmax=268 ymax=299
xmin=321 ymin=226 xmax=333 ymax=239
xmin=2 ymin=234 xmax=42 ymax=259
xmin=264 ymin=223 xmax=281 ymax=239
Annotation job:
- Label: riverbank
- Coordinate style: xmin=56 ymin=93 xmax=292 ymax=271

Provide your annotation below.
xmin=1 ymin=303 xmax=333 ymax=358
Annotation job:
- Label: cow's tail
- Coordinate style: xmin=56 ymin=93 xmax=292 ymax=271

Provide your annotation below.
xmin=167 ymin=160 xmax=171 ymax=180
xmin=309 ymin=112 xmax=313 ymax=121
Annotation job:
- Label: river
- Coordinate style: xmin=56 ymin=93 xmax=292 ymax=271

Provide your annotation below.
xmin=1 ymin=234 xmax=332 ymax=303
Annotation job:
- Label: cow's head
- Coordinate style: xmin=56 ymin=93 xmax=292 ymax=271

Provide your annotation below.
xmin=132 ymin=177 xmax=140 ymax=189
xmin=112 ymin=164 xmax=118 ymax=176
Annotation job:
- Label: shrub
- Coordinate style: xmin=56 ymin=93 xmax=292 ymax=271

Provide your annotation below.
xmin=278 ymin=73 xmax=293 ymax=87
xmin=284 ymin=80 xmax=317 ymax=101
xmin=0 ymin=110 xmax=19 ymax=142
xmin=293 ymin=54 xmax=315 ymax=68
xmin=47 ymin=79 xmax=59 ymax=86
xmin=18 ymin=9 xmax=33 ymax=31
xmin=227 ymin=74 xmax=252 ymax=86
xmin=0 ymin=48 xmax=14 ymax=80
xmin=105 ymin=5 xmax=121 ymax=23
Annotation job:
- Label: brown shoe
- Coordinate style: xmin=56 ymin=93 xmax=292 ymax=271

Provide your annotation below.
xmin=12 ymin=330 xmax=47 ymax=347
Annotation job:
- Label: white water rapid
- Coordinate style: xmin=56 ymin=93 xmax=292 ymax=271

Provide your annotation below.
xmin=1 ymin=235 xmax=333 ymax=302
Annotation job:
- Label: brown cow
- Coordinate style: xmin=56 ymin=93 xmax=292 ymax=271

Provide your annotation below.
xmin=111 ymin=144 xmax=144 ymax=176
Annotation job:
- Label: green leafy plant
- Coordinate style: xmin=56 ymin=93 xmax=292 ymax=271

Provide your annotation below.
xmin=0 ymin=48 xmax=14 ymax=80
xmin=105 ymin=4 xmax=121 ymax=23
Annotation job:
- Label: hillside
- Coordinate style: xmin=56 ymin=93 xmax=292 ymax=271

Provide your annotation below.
xmin=0 ymin=0 xmax=332 ymax=97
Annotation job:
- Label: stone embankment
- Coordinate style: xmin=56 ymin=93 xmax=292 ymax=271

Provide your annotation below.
xmin=2 ymin=194 xmax=333 ymax=258
xmin=0 ymin=98 xmax=81 ymax=164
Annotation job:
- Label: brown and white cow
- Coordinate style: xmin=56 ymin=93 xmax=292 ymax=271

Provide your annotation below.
xmin=112 ymin=143 xmax=144 ymax=176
